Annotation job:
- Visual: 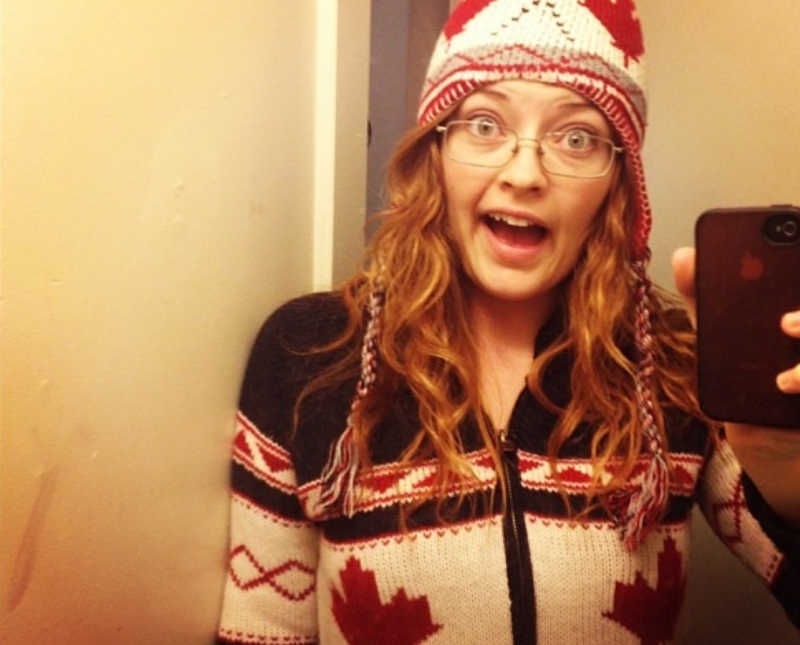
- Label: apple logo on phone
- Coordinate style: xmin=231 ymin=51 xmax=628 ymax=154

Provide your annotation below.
xmin=740 ymin=251 xmax=765 ymax=280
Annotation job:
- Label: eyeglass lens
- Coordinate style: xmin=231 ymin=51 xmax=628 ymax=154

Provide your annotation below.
xmin=444 ymin=121 xmax=614 ymax=177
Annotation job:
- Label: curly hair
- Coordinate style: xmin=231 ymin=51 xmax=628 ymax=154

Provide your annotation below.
xmin=294 ymin=116 xmax=702 ymax=521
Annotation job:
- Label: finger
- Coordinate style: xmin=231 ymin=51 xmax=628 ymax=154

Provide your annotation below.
xmin=777 ymin=363 xmax=800 ymax=394
xmin=781 ymin=311 xmax=800 ymax=338
xmin=671 ymin=247 xmax=696 ymax=327
xmin=671 ymin=247 xmax=696 ymax=298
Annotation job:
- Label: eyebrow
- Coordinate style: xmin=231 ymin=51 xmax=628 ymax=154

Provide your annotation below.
xmin=554 ymin=99 xmax=594 ymax=109
xmin=469 ymin=88 xmax=511 ymax=102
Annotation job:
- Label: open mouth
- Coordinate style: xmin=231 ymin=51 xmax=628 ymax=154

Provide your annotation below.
xmin=483 ymin=213 xmax=549 ymax=247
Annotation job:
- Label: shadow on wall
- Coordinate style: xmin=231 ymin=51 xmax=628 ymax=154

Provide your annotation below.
xmin=366 ymin=0 xmax=450 ymax=236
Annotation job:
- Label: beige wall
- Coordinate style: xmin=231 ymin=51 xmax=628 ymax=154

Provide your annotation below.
xmin=641 ymin=0 xmax=800 ymax=287
xmin=0 ymin=1 xmax=365 ymax=643
xmin=332 ymin=1 xmax=371 ymax=285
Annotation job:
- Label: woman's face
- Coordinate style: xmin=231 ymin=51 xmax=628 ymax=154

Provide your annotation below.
xmin=441 ymin=80 xmax=616 ymax=308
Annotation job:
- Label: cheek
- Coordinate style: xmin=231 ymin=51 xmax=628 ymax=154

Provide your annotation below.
xmin=575 ymin=180 xmax=613 ymax=232
xmin=443 ymin=176 xmax=479 ymax=241
xmin=575 ymin=207 xmax=600 ymax=239
xmin=442 ymin=185 xmax=479 ymax=271
xmin=444 ymin=197 xmax=471 ymax=264
xmin=559 ymin=218 xmax=595 ymax=269
xmin=558 ymin=185 xmax=611 ymax=257
xmin=442 ymin=158 xmax=486 ymax=212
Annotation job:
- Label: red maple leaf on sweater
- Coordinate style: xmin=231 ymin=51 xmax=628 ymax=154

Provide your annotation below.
xmin=602 ymin=537 xmax=686 ymax=645
xmin=331 ymin=557 xmax=442 ymax=645
xmin=581 ymin=0 xmax=644 ymax=67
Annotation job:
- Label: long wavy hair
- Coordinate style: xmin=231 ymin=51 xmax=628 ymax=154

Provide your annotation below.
xmin=295 ymin=115 xmax=701 ymax=520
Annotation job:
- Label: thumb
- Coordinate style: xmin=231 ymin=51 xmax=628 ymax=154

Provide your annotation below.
xmin=671 ymin=246 xmax=696 ymax=328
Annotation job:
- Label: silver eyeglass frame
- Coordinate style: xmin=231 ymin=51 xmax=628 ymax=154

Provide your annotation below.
xmin=435 ymin=121 xmax=624 ymax=179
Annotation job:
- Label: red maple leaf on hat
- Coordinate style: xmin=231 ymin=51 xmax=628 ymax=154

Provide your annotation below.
xmin=444 ymin=0 xmax=497 ymax=40
xmin=602 ymin=537 xmax=686 ymax=644
xmin=581 ymin=0 xmax=644 ymax=67
xmin=331 ymin=557 xmax=442 ymax=645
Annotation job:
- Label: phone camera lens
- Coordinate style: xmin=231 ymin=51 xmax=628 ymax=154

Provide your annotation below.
xmin=764 ymin=211 xmax=800 ymax=245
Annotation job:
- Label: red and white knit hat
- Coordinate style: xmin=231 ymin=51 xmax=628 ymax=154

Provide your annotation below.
xmin=321 ymin=0 xmax=666 ymax=551
xmin=419 ymin=0 xmax=651 ymax=260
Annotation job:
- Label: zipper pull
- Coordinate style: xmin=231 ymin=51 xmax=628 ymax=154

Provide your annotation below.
xmin=498 ymin=427 xmax=515 ymax=454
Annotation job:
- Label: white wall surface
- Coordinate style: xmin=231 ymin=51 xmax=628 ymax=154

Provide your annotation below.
xmin=641 ymin=0 xmax=800 ymax=287
xmin=315 ymin=0 xmax=370 ymax=288
xmin=0 ymin=1 xmax=367 ymax=643
xmin=332 ymin=1 xmax=370 ymax=285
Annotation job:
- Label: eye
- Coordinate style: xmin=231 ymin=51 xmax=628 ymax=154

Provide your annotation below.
xmin=465 ymin=115 xmax=503 ymax=138
xmin=558 ymin=127 xmax=598 ymax=151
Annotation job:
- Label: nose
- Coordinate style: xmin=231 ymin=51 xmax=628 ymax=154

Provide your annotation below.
xmin=496 ymin=138 xmax=549 ymax=190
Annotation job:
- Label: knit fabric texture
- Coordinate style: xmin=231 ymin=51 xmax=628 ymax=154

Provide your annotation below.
xmin=216 ymin=294 xmax=800 ymax=644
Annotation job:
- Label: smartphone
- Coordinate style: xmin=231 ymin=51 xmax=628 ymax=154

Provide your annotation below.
xmin=695 ymin=205 xmax=800 ymax=428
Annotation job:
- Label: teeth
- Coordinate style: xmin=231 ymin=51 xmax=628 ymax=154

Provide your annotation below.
xmin=488 ymin=213 xmax=536 ymax=227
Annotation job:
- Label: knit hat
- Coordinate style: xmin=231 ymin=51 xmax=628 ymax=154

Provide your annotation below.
xmin=320 ymin=0 xmax=666 ymax=551
xmin=420 ymin=0 xmax=650 ymax=259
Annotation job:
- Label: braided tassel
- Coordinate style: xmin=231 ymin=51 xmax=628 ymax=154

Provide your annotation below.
xmin=318 ymin=282 xmax=385 ymax=517
xmin=617 ymin=258 xmax=669 ymax=550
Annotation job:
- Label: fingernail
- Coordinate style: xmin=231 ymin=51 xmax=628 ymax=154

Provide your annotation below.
xmin=777 ymin=372 xmax=791 ymax=391
xmin=784 ymin=312 xmax=800 ymax=332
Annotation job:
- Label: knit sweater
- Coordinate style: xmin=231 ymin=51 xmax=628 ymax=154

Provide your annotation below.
xmin=216 ymin=292 xmax=800 ymax=645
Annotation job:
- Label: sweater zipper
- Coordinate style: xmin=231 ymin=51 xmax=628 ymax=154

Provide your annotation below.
xmin=499 ymin=426 xmax=537 ymax=644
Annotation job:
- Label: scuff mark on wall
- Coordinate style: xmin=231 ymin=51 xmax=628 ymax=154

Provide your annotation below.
xmin=5 ymin=466 xmax=59 ymax=612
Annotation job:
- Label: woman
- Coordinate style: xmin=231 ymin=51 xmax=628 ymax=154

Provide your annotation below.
xmin=217 ymin=1 xmax=800 ymax=643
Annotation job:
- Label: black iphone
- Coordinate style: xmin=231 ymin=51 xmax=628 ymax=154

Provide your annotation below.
xmin=695 ymin=205 xmax=800 ymax=428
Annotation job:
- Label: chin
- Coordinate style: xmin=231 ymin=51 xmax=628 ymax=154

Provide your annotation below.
xmin=472 ymin=279 xmax=556 ymax=305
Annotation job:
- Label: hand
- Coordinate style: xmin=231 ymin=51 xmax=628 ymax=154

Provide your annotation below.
xmin=671 ymin=246 xmax=800 ymax=526
xmin=670 ymin=247 xmax=696 ymax=326
xmin=671 ymin=246 xmax=800 ymax=395
xmin=776 ymin=312 xmax=800 ymax=393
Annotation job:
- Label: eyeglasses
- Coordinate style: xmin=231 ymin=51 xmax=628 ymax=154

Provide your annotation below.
xmin=436 ymin=119 xmax=623 ymax=179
